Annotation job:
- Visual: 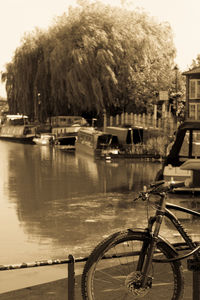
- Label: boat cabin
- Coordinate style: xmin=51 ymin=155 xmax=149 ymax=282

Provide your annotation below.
xmin=50 ymin=116 xmax=88 ymax=127
xmin=0 ymin=114 xmax=36 ymax=143
xmin=105 ymin=126 xmax=143 ymax=152
xmin=76 ymin=128 xmax=119 ymax=157
xmin=51 ymin=116 xmax=88 ymax=145
xmin=4 ymin=114 xmax=29 ymax=125
xmin=158 ymin=121 xmax=200 ymax=186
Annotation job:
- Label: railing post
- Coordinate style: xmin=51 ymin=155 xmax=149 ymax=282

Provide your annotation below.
xmin=187 ymin=258 xmax=200 ymax=300
xmin=68 ymin=254 xmax=75 ymax=300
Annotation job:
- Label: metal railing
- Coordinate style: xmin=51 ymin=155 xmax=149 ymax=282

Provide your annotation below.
xmin=0 ymin=242 xmax=199 ymax=300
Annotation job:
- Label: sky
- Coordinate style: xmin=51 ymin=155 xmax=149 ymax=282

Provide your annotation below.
xmin=0 ymin=0 xmax=200 ymax=98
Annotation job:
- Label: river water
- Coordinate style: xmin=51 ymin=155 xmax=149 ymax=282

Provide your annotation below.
xmin=0 ymin=140 xmax=200 ymax=266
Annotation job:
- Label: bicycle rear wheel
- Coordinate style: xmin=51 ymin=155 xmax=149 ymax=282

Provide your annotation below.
xmin=81 ymin=230 xmax=184 ymax=300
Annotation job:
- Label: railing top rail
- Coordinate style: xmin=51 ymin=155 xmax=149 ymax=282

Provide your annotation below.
xmin=0 ymin=241 xmax=195 ymax=271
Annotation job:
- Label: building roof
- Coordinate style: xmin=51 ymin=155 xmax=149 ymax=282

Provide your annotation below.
xmin=182 ymin=66 xmax=200 ymax=75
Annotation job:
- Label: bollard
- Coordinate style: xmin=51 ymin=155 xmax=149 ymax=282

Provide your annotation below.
xmin=187 ymin=258 xmax=200 ymax=300
xmin=68 ymin=255 xmax=75 ymax=300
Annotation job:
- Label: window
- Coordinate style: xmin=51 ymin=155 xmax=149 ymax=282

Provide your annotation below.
xmin=189 ymin=103 xmax=200 ymax=120
xmin=179 ymin=131 xmax=189 ymax=158
xmin=192 ymin=131 xmax=200 ymax=157
xmin=197 ymin=81 xmax=200 ymax=98
xmin=179 ymin=130 xmax=200 ymax=159
xmin=189 ymin=79 xmax=200 ymax=99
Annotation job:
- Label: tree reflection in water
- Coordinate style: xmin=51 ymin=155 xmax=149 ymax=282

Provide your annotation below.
xmin=2 ymin=141 xmax=199 ymax=265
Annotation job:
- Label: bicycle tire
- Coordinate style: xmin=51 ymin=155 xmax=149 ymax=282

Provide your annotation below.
xmin=81 ymin=229 xmax=184 ymax=300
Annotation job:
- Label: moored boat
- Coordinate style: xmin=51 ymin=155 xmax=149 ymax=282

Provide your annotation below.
xmin=105 ymin=126 xmax=144 ymax=153
xmin=33 ymin=133 xmax=55 ymax=146
xmin=155 ymin=121 xmax=200 ymax=191
xmin=0 ymin=114 xmax=36 ymax=144
xmin=75 ymin=127 xmax=119 ymax=158
xmin=51 ymin=116 xmax=88 ymax=149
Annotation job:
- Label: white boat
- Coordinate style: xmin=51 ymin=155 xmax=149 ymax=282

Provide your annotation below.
xmin=33 ymin=133 xmax=55 ymax=146
xmin=155 ymin=121 xmax=200 ymax=191
xmin=0 ymin=114 xmax=36 ymax=144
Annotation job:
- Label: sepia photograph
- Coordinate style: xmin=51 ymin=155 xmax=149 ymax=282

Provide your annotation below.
xmin=0 ymin=0 xmax=200 ymax=299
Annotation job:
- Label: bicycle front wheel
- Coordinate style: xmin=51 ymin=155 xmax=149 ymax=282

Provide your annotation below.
xmin=81 ymin=230 xmax=184 ymax=300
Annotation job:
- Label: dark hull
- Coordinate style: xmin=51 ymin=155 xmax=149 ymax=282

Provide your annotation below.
xmin=0 ymin=135 xmax=35 ymax=144
xmin=55 ymin=136 xmax=76 ymax=146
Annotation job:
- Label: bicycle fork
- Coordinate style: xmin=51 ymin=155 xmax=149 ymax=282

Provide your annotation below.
xmin=138 ymin=193 xmax=166 ymax=288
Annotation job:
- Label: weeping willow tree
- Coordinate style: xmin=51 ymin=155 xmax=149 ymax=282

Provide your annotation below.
xmin=1 ymin=1 xmax=177 ymax=121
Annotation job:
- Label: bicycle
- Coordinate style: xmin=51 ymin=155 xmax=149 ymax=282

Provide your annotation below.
xmin=81 ymin=180 xmax=200 ymax=299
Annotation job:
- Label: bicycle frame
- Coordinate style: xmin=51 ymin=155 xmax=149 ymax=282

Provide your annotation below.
xmin=164 ymin=203 xmax=200 ymax=259
xmin=138 ymin=191 xmax=200 ymax=287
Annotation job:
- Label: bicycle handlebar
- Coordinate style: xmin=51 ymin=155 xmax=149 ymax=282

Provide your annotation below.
xmin=152 ymin=180 xmax=185 ymax=190
xmin=134 ymin=180 xmax=185 ymax=202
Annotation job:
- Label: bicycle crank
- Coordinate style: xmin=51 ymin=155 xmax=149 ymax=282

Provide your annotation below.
xmin=125 ymin=271 xmax=152 ymax=297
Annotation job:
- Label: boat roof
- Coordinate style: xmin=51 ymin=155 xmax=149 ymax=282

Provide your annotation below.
xmin=176 ymin=120 xmax=200 ymax=130
xmin=6 ymin=114 xmax=28 ymax=120
xmin=51 ymin=116 xmax=84 ymax=120
xmin=79 ymin=127 xmax=111 ymax=136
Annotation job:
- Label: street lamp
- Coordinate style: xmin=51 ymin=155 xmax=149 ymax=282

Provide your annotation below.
xmin=174 ymin=65 xmax=178 ymax=93
xmin=37 ymin=92 xmax=41 ymax=123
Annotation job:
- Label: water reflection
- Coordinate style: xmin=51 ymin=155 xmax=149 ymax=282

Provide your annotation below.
xmin=0 ymin=140 xmax=200 ymax=265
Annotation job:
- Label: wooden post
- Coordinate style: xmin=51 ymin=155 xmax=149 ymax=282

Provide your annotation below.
xmin=130 ymin=113 xmax=133 ymax=125
xmin=137 ymin=115 xmax=142 ymax=126
xmin=162 ymin=102 xmax=167 ymax=119
xmin=146 ymin=114 xmax=151 ymax=128
xmin=142 ymin=113 xmax=146 ymax=127
xmin=121 ymin=112 xmax=124 ymax=126
xmin=124 ymin=112 xmax=128 ymax=124
xmin=134 ymin=114 xmax=137 ymax=126
xmin=116 ymin=114 xmax=119 ymax=125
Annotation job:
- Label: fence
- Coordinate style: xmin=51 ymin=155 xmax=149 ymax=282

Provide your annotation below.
xmin=104 ymin=111 xmax=177 ymax=136
xmin=1 ymin=242 xmax=199 ymax=300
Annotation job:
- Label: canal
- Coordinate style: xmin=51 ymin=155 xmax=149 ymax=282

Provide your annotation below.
xmin=0 ymin=140 xmax=200 ymax=266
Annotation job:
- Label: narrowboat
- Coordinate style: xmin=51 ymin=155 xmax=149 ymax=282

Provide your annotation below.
xmin=156 ymin=121 xmax=200 ymax=190
xmin=105 ymin=126 xmax=143 ymax=153
xmin=75 ymin=127 xmax=119 ymax=157
xmin=51 ymin=116 xmax=88 ymax=148
xmin=0 ymin=114 xmax=36 ymax=144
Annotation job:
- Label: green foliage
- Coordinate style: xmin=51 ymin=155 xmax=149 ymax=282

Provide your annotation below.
xmin=1 ymin=1 xmax=177 ymax=120
xmin=145 ymin=136 xmax=169 ymax=157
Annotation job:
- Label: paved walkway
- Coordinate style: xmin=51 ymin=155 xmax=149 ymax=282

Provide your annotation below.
xmin=0 ymin=260 xmax=193 ymax=299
